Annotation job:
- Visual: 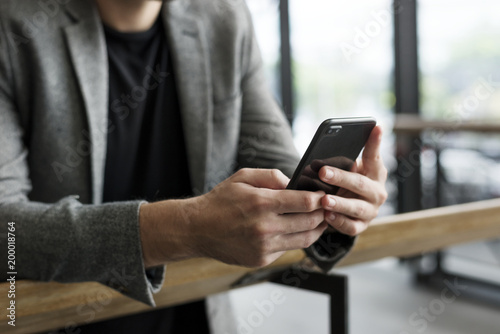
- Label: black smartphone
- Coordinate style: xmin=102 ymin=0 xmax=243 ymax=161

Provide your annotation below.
xmin=287 ymin=117 xmax=376 ymax=195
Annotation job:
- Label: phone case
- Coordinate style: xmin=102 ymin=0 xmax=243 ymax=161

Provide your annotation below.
xmin=287 ymin=117 xmax=376 ymax=194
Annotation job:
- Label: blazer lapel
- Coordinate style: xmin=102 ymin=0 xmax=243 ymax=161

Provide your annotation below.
xmin=163 ymin=1 xmax=213 ymax=195
xmin=63 ymin=1 xmax=109 ymax=204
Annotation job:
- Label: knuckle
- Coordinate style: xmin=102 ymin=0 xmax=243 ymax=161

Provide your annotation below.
xmin=354 ymin=204 xmax=366 ymax=218
xmin=373 ymin=187 xmax=388 ymax=206
xmin=270 ymin=168 xmax=282 ymax=181
xmin=236 ymin=168 xmax=251 ymax=179
xmin=251 ymin=221 xmax=269 ymax=239
xmin=356 ymin=175 xmax=367 ymax=192
xmin=305 ymin=215 xmax=318 ymax=230
xmin=248 ymin=194 xmax=270 ymax=213
xmin=303 ymin=194 xmax=316 ymax=212
xmin=274 ymin=195 xmax=285 ymax=213
xmin=380 ymin=189 xmax=388 ymax=204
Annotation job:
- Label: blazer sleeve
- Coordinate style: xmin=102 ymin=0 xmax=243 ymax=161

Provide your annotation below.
xmin=236 ymin=5 xmax=299 ymax=177
xmin=237 ymin=2 xmax=356 ymax=272
xmin=0 ymin=19 xmax=163 ymax=307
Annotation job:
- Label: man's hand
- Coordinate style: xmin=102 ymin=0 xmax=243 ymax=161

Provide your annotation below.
xmin=318 ymin=125 xmax=388 ymax=236
xmin=140 ymin=169 xmax=328 ymax=268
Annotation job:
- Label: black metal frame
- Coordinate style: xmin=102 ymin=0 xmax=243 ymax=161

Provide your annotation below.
xmin=393 ymin=0 xmax=423 ymax=213
xmin=279 ymin=0 xmax=294 ymax=124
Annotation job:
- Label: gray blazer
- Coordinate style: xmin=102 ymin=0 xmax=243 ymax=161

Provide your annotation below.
xmin=0 ymin=0 xmax=351 ymax=306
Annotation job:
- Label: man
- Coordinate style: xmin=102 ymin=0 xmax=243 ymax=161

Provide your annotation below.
xmin=0 ymin=0 xmax=387 ymax=332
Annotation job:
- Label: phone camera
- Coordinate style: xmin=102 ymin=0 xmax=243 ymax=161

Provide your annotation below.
xmin=326 ymin=126 xmax=342 ymax=135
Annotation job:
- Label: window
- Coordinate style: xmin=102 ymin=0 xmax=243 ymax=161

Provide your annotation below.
xmin=419 ymin=0 xmax=500 ymax=122
xmin=246 ymin=0 xmax=282 ymax=103
xmin=290 ymin=0 xmax=394 ymax=154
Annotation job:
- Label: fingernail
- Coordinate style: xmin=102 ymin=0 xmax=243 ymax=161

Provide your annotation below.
xmin=329 ymin=213 xmax=336 ymax=221
xmin=324 ymin=168 xmax=334 ymax=180
xmin=327 ymin=196 xmax=336 ymax=208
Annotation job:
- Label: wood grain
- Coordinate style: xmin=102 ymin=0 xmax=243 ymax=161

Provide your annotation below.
xmin=2 ymin=199 xmax=500 ymax=333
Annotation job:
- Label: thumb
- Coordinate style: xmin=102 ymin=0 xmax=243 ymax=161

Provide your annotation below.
xmin=232 ymin=168 xmax=290 ymax=190
xmin=361 ymin=125 xmax=385 ymax=180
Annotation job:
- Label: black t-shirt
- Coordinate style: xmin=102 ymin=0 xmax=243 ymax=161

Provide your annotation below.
xmin=102 ymin=17 xmax=192 ymax=203
xmin=77 ymin=17 xmax=209 ymax=334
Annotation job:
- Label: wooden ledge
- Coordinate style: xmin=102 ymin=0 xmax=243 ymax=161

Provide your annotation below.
xmin=393 ymin=114 xmax=500 ymax=134
xmin=2 ymin=198 xmax=500 ymax=333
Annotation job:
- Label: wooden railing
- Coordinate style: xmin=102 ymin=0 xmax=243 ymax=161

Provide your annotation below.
xmin=2 ymin=198 xmax=500 ymax=334
xmin=393 ymin=114 xmax=500 ymax=134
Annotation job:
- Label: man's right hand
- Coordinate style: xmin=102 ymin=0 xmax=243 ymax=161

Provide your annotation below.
xmin=139 ymin=168 xmax=327 ymax=268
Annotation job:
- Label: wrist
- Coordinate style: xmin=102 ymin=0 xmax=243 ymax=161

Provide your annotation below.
xmin=139 ymin=198 xmax=199 ymax=268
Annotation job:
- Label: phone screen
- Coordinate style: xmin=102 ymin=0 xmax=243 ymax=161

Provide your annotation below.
xmin=287 ymin=118 xmax=376 ymax=195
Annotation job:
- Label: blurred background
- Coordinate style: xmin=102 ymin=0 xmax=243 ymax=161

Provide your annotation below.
xmin=212 ymin=1 xmax=500 ymax=333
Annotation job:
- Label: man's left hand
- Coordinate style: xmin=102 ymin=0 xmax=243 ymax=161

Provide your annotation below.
xmin=318 ymin=125 xmax=388 ymax=236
